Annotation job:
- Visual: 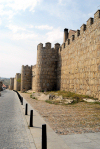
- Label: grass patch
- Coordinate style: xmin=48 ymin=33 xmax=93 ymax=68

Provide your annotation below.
xmin=45 ymin=90 xmax=99 ymax=105
xmin=46 ymin=90 xmax=97 ymax=100
xmin=33 ymin=97 xmax=38 ymax=100
xmin=45 ymin=100 xmax=53 ymax=104
xmin=30 ymin=94 xmax=32 ymax=98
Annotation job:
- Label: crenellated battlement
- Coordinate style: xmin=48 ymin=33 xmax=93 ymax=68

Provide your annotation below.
xmin=60 ymin=9 xmax=100 ymax=51
xmin=22 ymin=65 xmax=32 ymax=70
xmin=37 ymin=42 xmax=60 ymax=51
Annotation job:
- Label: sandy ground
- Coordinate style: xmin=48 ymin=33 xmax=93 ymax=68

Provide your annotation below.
xmin=19 ymin=92 xmax=100 ymax=135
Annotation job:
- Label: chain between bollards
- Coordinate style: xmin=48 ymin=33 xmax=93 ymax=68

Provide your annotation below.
xmin=29 ymin=110 xmax=33 ymax=127
xmin=42 ymin=124 xmax=47 ymax=149
xmin=25 ymin=103 xmax=28 ymax=115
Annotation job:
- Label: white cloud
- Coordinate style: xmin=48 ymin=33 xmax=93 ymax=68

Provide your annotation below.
xmin=28 ymin=25 xmax=34 ymax=28
xmin=6 ymin=24 xmax=26 ymax=33
xmin=6 ymin=0 xmax=41 ymax=11
xmin=12 ymin=32 xmax=38 ymax=40
xmin=46 ymin=28 xmax=63 ymax=43
xmin=35 ymin=25 xmax=53 ymax=30
xmin=0 ymin=4 xmax=16 ymax=19
xmin=0 ymin=18 xmax=2 ymax=25
xmin=58 ymin=0 xmax=63 ymax=4
xmin=0 ymin=0 xmax=42 ymax=21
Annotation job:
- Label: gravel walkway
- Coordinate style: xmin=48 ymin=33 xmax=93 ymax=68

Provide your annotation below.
xmin=20 ymin=92 xmax=100 ymax=135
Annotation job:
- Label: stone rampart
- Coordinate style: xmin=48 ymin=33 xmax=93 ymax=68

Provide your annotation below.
xmin=32 ymin=65 xmax=36 ymax=91
xmin=57 ymin=10 xmax=100 ymax=99
xmin=9 ymin=78 xmax=14 ymax=90
xmin=14 ymin=73 xmax=21 ymax=91
xmin=21 ymin=65 xmax=32 ymax=92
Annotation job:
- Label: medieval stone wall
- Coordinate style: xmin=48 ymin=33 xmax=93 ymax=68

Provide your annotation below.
xmin=14 ymin=77 xmax=16 ymax=90
xmin=12 ymin=10 xmax=100 ymax=100
xmin=9 ymin=78 xmax=14 ymax=90
xmin=21 ymin=65 xmax=32 ymax=92
xmin=32 ymin=65 xmax=36 ymax=91
xmin=14 ymin=73 xmax=21 ymax=91
xmin=35 ymin=42 xmax=60 ymax=92
xmin=57 ymin=10 xmax=100 ymax=99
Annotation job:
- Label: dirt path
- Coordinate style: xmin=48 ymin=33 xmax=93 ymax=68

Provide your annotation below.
xmin=20 ymin=92 xmax=100 ymax=135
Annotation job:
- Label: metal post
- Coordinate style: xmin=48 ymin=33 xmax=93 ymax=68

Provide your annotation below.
xmin=29 ymin=110 xmax=33 ymax=127
xmin=21 ymin=97 xmax=23 ymax=105
xmin=25 ymin=103 xmax=28 ymax=115
xmin=42 ymin=124 xmax=47 ymax=149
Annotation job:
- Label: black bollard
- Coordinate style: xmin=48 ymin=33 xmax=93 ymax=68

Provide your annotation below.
xmin=21 ymin=97 xmax=23 ymax=105
xmin=42 ymin=124 xmax=47 ymax=149
xmin=29 ymin=110 xmax=33 ymax=127
xmin=25 ymin=103 xmax=28 ymax=115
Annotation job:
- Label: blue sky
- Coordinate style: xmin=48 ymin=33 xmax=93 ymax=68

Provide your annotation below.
xmin=0 ymin=0 xmax=100 ymax=78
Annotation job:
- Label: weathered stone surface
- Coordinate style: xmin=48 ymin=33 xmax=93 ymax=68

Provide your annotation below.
xmin=21 ymin=65 xmax=32 ymax=92
xmin=14 ymin=73 xmax=21 ymax=91
xmin=83 ymin=98 xmax=100 ymax=103
xmin=9 ymin=78 xmax=14 ymax=90
xmin=32 ymin=92 xmax=49 ymax=101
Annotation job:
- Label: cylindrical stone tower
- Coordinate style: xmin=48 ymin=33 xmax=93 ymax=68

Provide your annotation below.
xmin=35 ymin=42 xmax=60 ymax=92
xmin=21 ymin=65 xmax=32 ymax=92
xmin=16 ymin=73 xmax=21 ymax=91
xmin=10 ymin=78 xmax=14 ymax=90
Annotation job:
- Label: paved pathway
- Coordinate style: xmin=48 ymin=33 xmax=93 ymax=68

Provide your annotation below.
xmin=61 ymin=132 xmax=100 ymax=149
xmin=0 ymin=90 xmax=36 ymax=149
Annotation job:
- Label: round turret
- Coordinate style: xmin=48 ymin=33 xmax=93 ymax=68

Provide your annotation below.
xmin=35 ymin=42 xmax=58 ymax=92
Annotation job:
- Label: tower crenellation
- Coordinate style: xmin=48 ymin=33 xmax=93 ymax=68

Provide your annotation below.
xmin=87 ymin=17 xmax=94 ymax=28
xmin=37 ymin=43 xmax=43 ymax=50
xmin=45 ymin=42 xmax=51 ymax=49
xmin=60 ymin=10 xmax=100 ymax=50
xmin=94 ymin=9 xmax=100 ymax=21
xmin=80 ymin=24 xmax=86 ymax=34
xmin=63 ymin=28 xmax=68 ymax=43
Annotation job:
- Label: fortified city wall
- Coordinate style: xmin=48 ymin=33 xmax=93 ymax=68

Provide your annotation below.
xmin=34 ymin=42 xmax=60 ymax=92
xmin=14 ymin=73 xmax=21 ymax=91
xmin=32 ymin=65 xmax=36 ymax=91
xmin=9 ymin=10 xmax=100 ymax=100
xmin=14 ymin=77 xmax=16 ymax=90
xmin=57 ymin=10 xmax=100 ymax=99
xmin=21 ymin=65 xmax=32 ymax=92
xmin=9 ymin=78 xmax=14 ymax=90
